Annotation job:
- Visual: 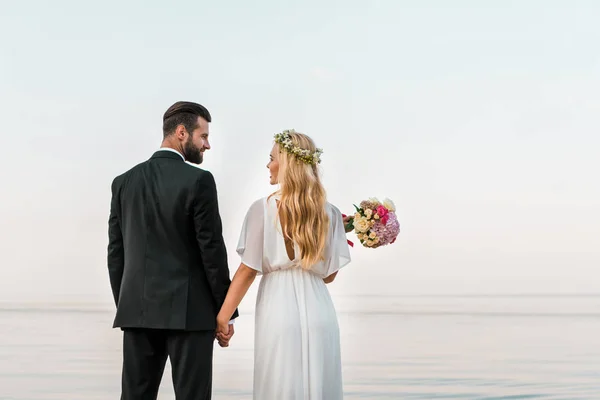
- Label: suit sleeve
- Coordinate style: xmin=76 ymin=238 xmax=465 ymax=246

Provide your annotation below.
xmin=193 ymin=171 xmax=239 ymax=319
xmin=107 ymin=177 xmax=124 ymax=306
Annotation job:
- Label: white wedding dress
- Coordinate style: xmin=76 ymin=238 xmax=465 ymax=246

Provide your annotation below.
xmin=236 ymin=194 xmax=351 ymax=400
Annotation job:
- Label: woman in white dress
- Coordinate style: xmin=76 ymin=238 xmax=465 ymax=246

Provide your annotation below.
xmin=215 ymin=129 xmax=352 ymax=399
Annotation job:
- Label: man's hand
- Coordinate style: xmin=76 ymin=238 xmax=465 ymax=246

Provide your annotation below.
xmin=215 ymin=318 xmax=234 ymax=347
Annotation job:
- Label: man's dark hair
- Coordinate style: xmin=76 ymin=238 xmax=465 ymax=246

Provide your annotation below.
xmin=162 ymin=101 xmax=212 ymax=137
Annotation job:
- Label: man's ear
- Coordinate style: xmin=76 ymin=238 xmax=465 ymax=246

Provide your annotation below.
xmin=175 ymin=124 xmax=187 ymax=140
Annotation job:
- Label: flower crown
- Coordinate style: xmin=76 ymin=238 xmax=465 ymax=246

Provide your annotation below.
xmin=274 ymin=129 xmax=323 ymax=165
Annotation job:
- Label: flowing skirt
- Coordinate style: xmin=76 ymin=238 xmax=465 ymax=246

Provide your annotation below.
xmin=253 ymin=268 xmax=344 ymax=400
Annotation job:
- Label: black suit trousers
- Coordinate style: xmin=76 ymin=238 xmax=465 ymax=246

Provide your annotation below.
xmin=121 ymin=328 xmax=214 ymax=400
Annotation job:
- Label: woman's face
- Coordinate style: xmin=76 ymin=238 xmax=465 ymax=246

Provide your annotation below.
xmin=267 ymin=143 xmax=280 ymax=185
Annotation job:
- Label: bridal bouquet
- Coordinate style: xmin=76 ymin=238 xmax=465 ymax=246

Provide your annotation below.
xmin=344 ymin=198 xmax=400 ymax=248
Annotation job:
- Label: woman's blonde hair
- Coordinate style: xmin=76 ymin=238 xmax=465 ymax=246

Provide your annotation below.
xmin=272 ymin=131 xmax=329 ymax=269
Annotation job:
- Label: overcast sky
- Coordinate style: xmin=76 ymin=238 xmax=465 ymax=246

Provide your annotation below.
xmin=1 ymin=0 xmax=599 ymax=306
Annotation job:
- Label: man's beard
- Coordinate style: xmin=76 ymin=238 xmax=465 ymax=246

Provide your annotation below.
xmin=183 ymin=137 xmax=203 ymax=164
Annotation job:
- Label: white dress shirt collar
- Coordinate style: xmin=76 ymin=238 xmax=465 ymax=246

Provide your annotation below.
xmin=157 ymin=147 xmax=185 ymax=161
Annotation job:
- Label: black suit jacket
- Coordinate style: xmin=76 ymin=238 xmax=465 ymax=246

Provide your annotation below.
xmin=107 ymin=150 xmax=238 ymax=330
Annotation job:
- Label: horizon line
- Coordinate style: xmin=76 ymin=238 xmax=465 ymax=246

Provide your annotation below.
xmin=1 ymin=292 xmax=599 ymax=312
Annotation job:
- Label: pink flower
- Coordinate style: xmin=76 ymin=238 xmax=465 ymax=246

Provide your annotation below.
xmin=371 ymin=212 xmax=400 ymax=246
xmin=376 ymin=206 xmax=388 ymax=224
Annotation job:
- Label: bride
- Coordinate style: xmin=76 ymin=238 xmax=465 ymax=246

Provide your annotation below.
xmin=215 ymin=129 xmax=352 ymax=399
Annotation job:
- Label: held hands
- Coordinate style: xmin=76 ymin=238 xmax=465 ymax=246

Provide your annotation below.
xmin=214 ymin=263 xmax=257 ymax=348
xmin=215 ymin=316 xmax=234 ymax=347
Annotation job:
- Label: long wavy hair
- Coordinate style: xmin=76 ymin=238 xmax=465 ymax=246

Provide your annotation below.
xmin=271 ymin=132 xmax=329 ymax=269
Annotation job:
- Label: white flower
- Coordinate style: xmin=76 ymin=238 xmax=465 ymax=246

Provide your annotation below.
xmin=369 ymin=197 xmax=381 ymax=206
xmin=353 ymin=216 xmax=370 ymax=233
xmin=383 ymin=198 xmax=396 ymax=212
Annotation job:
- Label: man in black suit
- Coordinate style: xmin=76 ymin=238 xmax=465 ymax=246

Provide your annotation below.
xmin=107 ymin=101 xmax=237 ymax=399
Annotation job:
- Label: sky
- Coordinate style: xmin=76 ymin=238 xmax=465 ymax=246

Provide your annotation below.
xmin=1 ymin=0 xmax=599 ymax=306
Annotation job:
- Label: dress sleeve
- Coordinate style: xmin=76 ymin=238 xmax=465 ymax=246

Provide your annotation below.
xmin=326 ymin=205 xmax=352 ymax=276
xmin=236 ymin=199 xmax=265 ymax=273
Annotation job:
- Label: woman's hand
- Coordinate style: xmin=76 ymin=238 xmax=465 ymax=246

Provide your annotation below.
xmin=215 ymin=316 xmax=234 ymax=347
xmin=342 ymin=215 xmax=354 ymax=233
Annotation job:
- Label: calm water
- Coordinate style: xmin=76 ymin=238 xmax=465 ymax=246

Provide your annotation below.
xmin=1 ymin=295 xmax=599 ymax=399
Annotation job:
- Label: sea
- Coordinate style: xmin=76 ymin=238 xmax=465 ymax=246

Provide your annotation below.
xmin=1 ymin=295 xmax=599 ymax=399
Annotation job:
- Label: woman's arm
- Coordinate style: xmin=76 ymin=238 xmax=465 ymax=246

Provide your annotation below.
xmin=323 ymin=271 xmax=338 ymax=284
xmin=216 ymin=263 xmax=258 ymax=342
xmin=323 ymin=212 xmax=353 ymax=284
xmin=324 ymin=213 xmax=352 ymax=284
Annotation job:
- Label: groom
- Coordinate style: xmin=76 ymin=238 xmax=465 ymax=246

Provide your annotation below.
xmin=107 ymin=101 xmax=238 ymax=399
